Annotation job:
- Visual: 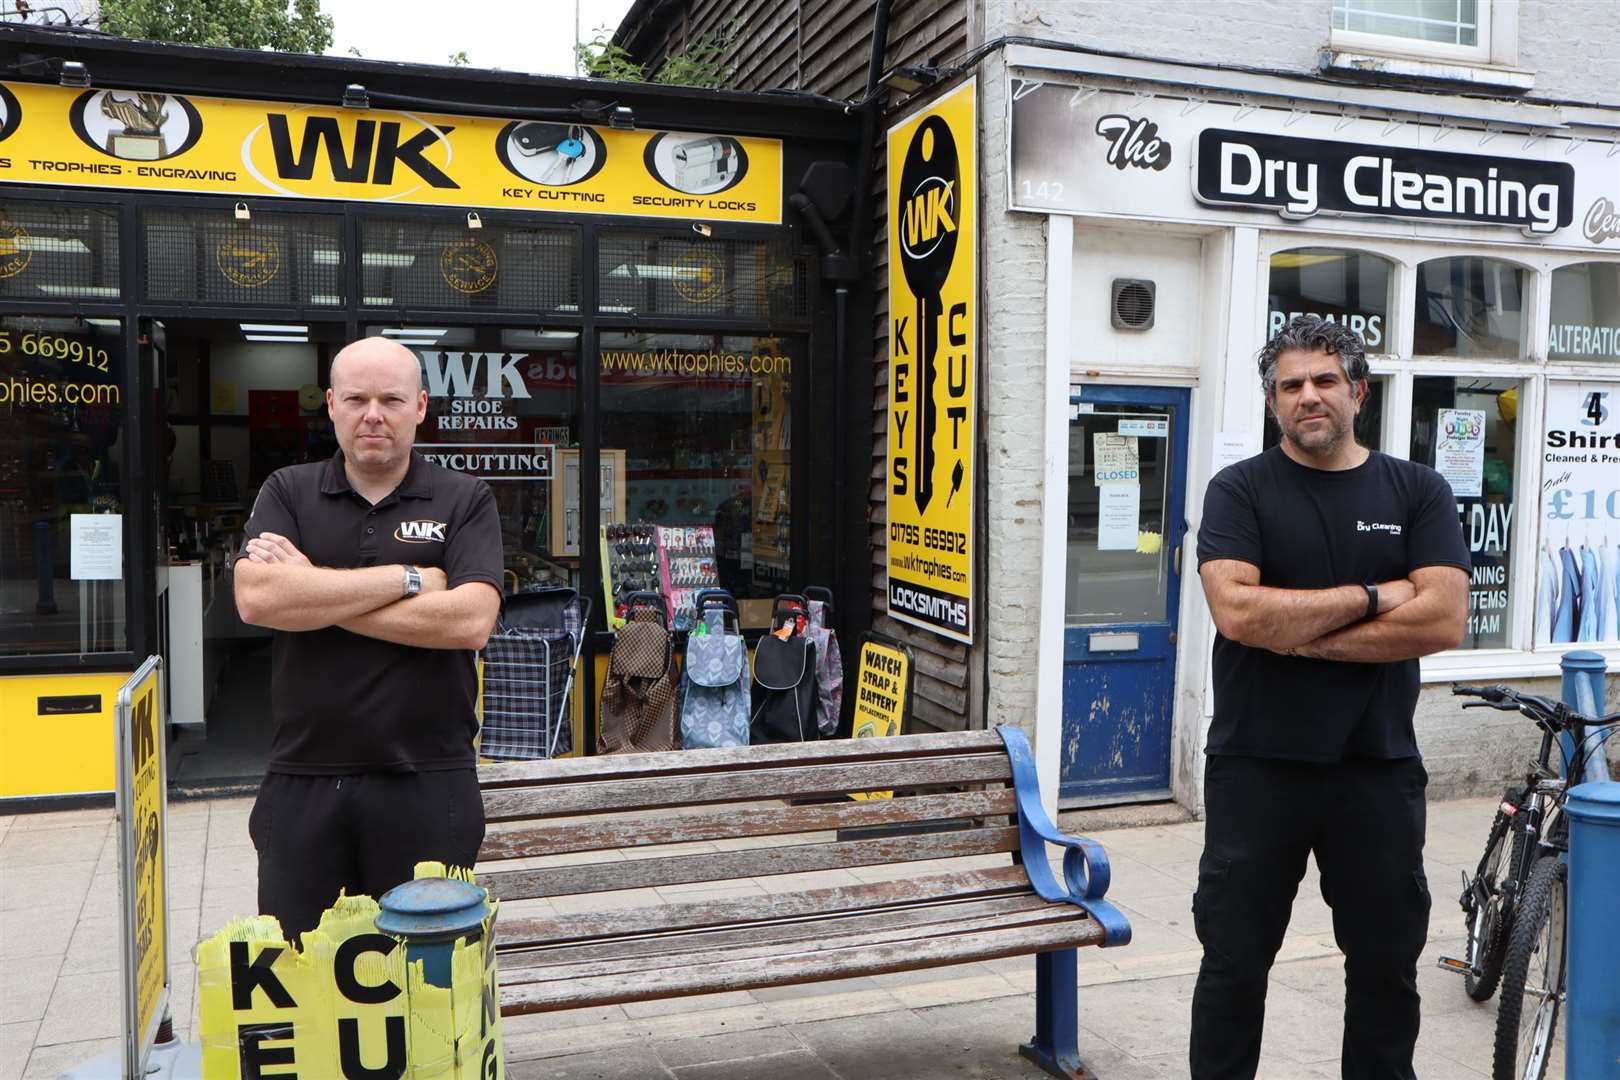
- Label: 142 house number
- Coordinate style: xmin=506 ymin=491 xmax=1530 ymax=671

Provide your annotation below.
xmin=1020 ymin=180 xmax=1066 ymax=201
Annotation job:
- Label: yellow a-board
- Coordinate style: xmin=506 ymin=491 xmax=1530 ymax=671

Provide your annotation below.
xmin=116 ymin=657 xmax=168 ymax=1079
xmin=885 ymin=79 xmax=976 ymax=644
xmin=196 ymin=864 xmax=503 ymax=1079
xmin=849 ymin=636 xmax=913 ymax=802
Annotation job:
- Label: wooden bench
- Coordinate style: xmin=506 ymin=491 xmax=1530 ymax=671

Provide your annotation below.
xmin=474 ymin=728 xmax=1132 ymax=1079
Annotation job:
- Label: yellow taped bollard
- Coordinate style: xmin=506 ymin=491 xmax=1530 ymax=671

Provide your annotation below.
xmin=195 ymin=863 xmax=503 ymax=1079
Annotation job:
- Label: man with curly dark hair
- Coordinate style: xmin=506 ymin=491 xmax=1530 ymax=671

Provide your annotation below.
xmin=1191 ymin=314 xmax=1470 ymax=1079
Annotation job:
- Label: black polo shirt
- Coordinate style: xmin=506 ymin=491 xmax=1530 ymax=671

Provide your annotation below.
xmin=237 ymin=451 xmax=503 ymax=774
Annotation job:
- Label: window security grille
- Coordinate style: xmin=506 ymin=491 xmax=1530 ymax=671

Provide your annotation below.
xmin=358 ymin=216 xmax=578 ymax=313
xmin=0 ymin=200 xmax=121 ymax=302
xmin=597 ymin=232 xmax=808 ymax=320
xmin=142 ymin=208 xmax=344 ymax=307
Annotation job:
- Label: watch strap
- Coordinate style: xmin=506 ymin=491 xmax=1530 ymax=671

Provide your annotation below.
xmin=403 ymin=565 xmax=423 ymax=598
xmin=1362 ymin=582 xmax=1378 ymax=621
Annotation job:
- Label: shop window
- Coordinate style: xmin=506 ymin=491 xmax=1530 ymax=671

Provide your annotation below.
xmin=1263 ymin=375 xmax=1387 ymax=452
xmin=142 ymin=208 xmax=344 ymax=308
xmin=1413 ymin=256 xmax=1526 ymax=359
xmin=600 ymin=331 xmax=794 ymax=627
xmin=1267 ymin=248 xmax=1393 ymax=353
xmin=358 ymin=216 xmax=578 ymax=313
xmin=1535 ymin=381 xmax=1620 ymax=647
xmin=0 ymin=200 xmax=121 ymax=302
xmin=1548 ymin=262 xmax=1620 ymax=362
xmin=0 ymin=316 xmax=127 ymax=657
xmin=1409 ymin=376 xmax=1519 ymax=650
xmin=597 ymin=232 xmax=808 ymax=320
xmin=366 ymin=326 xmax=579 ymax=594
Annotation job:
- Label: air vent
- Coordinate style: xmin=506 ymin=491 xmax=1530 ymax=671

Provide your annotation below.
xmin=1111 ymin=278 xmax=1156 ymax=330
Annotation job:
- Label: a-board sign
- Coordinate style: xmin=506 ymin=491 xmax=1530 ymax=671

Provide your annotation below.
xmin=849 ymin=635 xmax=914 ymax=802
xmin=115 ymin=656 xmax=168 ymax=1079
xmin=196 ymin=867 xmax=504 ymax=1079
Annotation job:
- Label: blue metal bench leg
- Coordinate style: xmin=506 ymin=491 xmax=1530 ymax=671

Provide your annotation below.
xmin=1019 ymin=948 xmax=1096 ymax=1079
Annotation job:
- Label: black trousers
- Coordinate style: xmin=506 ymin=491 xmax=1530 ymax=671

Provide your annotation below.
xmin=1189 ymin=754 xmax=1430 ymax=1080
xmin=249 ymin=769 xmax=485 ymax=943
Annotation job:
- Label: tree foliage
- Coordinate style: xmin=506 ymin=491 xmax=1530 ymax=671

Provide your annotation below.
xmin=98 ymin=0 xmax=334 ymax=54
xmin=575 ymin=20 xmax=739 ymax=88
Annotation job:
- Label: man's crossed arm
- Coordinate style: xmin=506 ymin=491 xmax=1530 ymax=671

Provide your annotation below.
xmin=234 ymin=533 xmax=500 ymax=651
xmin=1200 ymin=560 xmax=1468 ymax=662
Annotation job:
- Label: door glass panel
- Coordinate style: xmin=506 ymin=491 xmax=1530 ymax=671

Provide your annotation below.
xmin=1410 ymin=376 xmax=1520 ymax=650
xmin=1065 ymin=404 xmax=1173 ymax=626
xmin=1414 ymin=257 xmax=1526 ymax=359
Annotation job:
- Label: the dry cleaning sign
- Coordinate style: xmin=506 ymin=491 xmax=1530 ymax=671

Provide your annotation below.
xmin=1194 ymin=130 xmax=1575 ymax=234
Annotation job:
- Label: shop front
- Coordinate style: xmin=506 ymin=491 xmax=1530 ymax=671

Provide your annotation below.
xmin=989 ymin=47 xmax=1620 ymax=810
xmin=0 ymin=32 xmax=860 ymax=802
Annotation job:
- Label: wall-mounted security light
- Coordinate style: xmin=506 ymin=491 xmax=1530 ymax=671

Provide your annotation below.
xmin=879 ymin=65 xmax=942 ymax=95
xmin=58 ymin=61 xmax=90 ymax=88
xmin=233 ymin=202 xmax=251 ymax=222
xmin=342 ymin=84 xmax=369 ymax=109
xmin=691 ymin=223 xmax=713 ymax=238
xmin=466 ymin=211 xmax=483 ymax=230
xmin=608 ymin=105 xmax=635 ymax=130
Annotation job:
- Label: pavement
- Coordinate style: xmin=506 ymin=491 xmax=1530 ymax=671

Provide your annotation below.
xmin=0 ymin=793 xmax=1559 ymax=1079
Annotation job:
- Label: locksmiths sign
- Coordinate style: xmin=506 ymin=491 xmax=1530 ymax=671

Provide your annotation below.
xmin=0 ymin=80 xmax=781 ymax=223
xmin=116 ymin=656 xmax=168 ymax=1080
xmin=886 ymin=79 xmax=976 ymax=643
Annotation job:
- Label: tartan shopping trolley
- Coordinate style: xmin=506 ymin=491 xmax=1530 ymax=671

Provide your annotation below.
xmin=479 ymin=585 xmax=590 ymax=760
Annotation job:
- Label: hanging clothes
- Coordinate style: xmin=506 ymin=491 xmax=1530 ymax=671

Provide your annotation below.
xmin=1578 ymin=545 xmax=1602 ymax=643
xmin=1607 ymin=540 xmax=1620 ymax=642
xmin=1537 ymin=546 xmax=1559 ymax=645
xmin=1554 ymin=544 xmax=1579 ymax=644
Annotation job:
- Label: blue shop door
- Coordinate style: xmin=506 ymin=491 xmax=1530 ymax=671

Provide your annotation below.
xmin=1060 ymin=386 xmax=1190 ymax=804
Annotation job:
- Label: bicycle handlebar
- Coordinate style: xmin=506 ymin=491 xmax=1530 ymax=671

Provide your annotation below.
xmin=1453 ymin=683 xmax=1620 ymax=729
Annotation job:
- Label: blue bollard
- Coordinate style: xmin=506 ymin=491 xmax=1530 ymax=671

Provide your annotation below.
xmin=1565 ymin=781 xmax=1620 ymax=1079
xmin=1560 ymin=651 xmax=1611 ymax=782
xmin=375 ymin=877 xmax=490 ymax=989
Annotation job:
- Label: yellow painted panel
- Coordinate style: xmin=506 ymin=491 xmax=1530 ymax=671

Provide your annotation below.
xmin=0 ymin=671 xmax=130 ymax=798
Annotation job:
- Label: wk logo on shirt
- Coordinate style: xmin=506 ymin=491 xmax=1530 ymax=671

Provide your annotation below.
xmin=394 ymin=520 xmax=448 ymax=543
xmin=263 ymin=114 xmax=458 ymax=189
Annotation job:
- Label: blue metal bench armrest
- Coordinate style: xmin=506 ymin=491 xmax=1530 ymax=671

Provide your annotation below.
xmin=996 ymin=725 xmax=1132 ymax=947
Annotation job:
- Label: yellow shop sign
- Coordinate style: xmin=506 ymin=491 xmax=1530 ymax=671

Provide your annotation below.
xmin=0 ymin=81 xmax=782 ymax=223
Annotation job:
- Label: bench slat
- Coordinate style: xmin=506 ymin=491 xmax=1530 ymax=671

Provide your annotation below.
xmin=498 ymin=905 xmax=1084 ymax=986
xmin=479 ymin=729 xmax=1009 ymax=789
xmin=482 ymin=756 xmax=1012 ymax=821
xmin=482 ymin=826 xmax=1020 ymax=901
xmin=499 ymin=916 xmax=1104 ymax=1015
xmin=479 ymin=788 xmax=1017 ymax=861
xmin=494 ymin=865 xmax=1034 ymax=949
xmin=498 ymin=893 xmax=1057 ymax=976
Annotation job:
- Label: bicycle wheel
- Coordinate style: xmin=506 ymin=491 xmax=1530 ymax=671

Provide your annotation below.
xmin=1464 ymin=806 xmax=1524 ymax=1001
xmin=1493 ymin=855 xmax=1566 ymax=1080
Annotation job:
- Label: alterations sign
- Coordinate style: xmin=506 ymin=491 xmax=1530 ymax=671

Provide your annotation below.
xmin=116 ymin=657 xmax=168 ymax=1080
xmin=0 ymin=81 xmax=781 ymax=223
xmin=886 ymin=79 xmax=976 ymax=644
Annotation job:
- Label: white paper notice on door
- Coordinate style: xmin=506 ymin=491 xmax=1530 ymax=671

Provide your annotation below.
xmin=70 ymin=514 xmax=122 ymax=580
xmin=1097 ymin=484 xmax=1140 ymax=550
xmin=1093 ymin=433 xmax=1139 ymax=485
xmin=1436 ymin=408 xmax=1485 ymax=498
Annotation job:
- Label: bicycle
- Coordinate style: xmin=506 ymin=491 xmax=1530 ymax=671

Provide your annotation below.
xmin=1442 ymin=684 xmax=1620 ymax=1080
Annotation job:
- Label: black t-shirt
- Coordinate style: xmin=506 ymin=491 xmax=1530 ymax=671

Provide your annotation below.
xmin=1196 ymin=447 xmax=1470 ymax=763
xmin=237 ymin=451 xmax=503 ymax=773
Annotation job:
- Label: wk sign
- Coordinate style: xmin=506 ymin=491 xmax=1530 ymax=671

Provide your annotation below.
xmin=0 ymin=80 xmax=782 ymax=223
xmin=115 ymin=657 xmax=168 ymax=1080
xmin=886 ymin=79 xmax=977 ymax=644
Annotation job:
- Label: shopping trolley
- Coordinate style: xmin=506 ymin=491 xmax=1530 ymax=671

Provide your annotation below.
xmin=479 ymin=586 xmax=590 ymax=760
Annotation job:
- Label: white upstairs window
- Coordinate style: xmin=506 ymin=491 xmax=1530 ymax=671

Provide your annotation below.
xmin=1331 ymin=0 xmax=1512 ymax=66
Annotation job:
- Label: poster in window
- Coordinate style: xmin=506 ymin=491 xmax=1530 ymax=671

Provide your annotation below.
xmin=1435 ymin=408 xmax=1485 ymax=498
xmin=1537 ymin=382 xmax=1620 ymax=645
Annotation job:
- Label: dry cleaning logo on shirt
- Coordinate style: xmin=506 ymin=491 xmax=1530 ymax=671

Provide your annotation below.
xmin=1357 ymin=520 xmax=1403 ymax=536
xmin=394 ymin=519 xmax=447 ymax=543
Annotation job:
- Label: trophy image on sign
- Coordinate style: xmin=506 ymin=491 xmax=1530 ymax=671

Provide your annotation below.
xmin=100 ymin=92 xmax=170 ymax=160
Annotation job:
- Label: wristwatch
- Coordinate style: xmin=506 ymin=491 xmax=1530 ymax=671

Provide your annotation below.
xmin=1361 ymin=582 xmax=1379 ymax=621
xmin=403 ymin=565 xmax=423 ymax=598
